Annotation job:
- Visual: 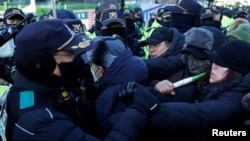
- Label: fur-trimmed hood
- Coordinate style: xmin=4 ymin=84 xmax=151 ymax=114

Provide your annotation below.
xmin=184 ymin=27 xmax=214 ymax=51
xmin=182 ymin=27 xmax=214 ymax=59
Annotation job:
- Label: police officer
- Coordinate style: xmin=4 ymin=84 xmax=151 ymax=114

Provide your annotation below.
xmin=5 ymin=19 xmax=159 ymax=141
xmin=0 ymin=8 xmax=26 ymax=84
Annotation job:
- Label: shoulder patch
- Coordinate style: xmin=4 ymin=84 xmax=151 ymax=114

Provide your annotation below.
xmin=20 ymin=91 xmax=34 ymax=109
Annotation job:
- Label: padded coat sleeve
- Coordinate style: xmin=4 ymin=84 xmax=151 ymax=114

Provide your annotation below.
xmin=104 ymin=108 xmax=148 ymax=141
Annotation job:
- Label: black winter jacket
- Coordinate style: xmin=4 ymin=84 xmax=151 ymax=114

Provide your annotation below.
xmin=146 ymin=73 xmax=250 ymax=141
xmin=6 ymin=71 xmax=148 ymax=141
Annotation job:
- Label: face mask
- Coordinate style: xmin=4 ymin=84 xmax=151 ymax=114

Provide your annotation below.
xmin=0 ymin=39 xmax=15 ymax=58
xmin=90 ymin=67 xmax=100 ymax=82
xmin=101 ymin=27 xmax=127 ymax=40
xmin=155 ymin=19 xmax=169 ymax=27
xmin=7 ymin=23 xmax=24 ymax=31
xmin=187 ymin=56 xmax=210 ymax=75
xmin=58 ymin=54 xmax=85 ymax=79
xmin=161 ymin=21 xmax=171 ymax=28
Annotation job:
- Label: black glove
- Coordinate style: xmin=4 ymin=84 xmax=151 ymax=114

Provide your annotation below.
xmin=118 ymin=81 xmax=143 ymax=99
xmin=131 ymin=86 xmax=159 ymax=116
xmin=242 ymin=93 xmax=250 ymax=111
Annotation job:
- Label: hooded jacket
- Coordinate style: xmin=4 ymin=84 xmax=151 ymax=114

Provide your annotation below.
xmin=94 ymin=48 xmax=148 ymax=137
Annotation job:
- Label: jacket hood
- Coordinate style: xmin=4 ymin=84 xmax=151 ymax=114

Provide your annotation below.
xmin=98 ymin=48 xmax=148 ymax=88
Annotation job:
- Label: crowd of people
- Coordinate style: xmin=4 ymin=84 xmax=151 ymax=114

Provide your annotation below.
xmin=0 ymin=0 xmax=250 ymax=140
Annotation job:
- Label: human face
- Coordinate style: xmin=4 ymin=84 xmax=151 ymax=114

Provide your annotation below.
xmin=135 ymin=11 xmax=142 ymax=18
xmin=148 ymin=41 xmax=170 ymax=58
xmin=213 ymin=13 xmax=221 ymax=21
xmin=6 ymin=18 xmax=22 ymax=25
xmin=209 ymin=63 xmax=229 ymax=83
xmin=151 ymin=13 xmax=156 ymax=18
xmin=52 ymin=50 xmax=76 ymax=76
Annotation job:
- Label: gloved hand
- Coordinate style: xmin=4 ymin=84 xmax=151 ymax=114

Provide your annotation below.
xmin=131 ymin=86 xmax=159 ymax=116
xmin=242 ymin=93 xmax=250 ymax=111
xmin=118 ymin=81 xmax=143 ymax=99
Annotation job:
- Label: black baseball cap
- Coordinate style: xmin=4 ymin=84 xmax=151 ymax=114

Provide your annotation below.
xmin=140 ymin=27 xmax=173 ymax=45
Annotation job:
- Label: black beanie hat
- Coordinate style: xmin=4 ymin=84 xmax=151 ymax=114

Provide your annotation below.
xmin=200 ymin=26 xmax=227 ymax=51
xmin=206 ymin=40 xmax=250 ymax=74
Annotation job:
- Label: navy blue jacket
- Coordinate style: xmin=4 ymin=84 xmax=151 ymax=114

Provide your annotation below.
xmin=94 ymin=48 xmax=148 ymax=137
xmin=147 ymin=73 xmax=250 ymax=140
xmin=6 ymin=70 xmax=148 ymax=141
